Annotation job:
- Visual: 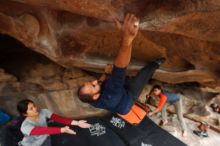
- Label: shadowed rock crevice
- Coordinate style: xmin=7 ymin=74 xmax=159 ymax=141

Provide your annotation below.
xmin=0 ymin=34 xmax=107 ymax=118
xmin=0 ymin=34 xmax=56 ymax=79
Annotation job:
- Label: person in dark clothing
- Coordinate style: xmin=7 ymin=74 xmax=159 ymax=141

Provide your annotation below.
xmin=147 ymin=85 xmax=187 ymax=137
xmin=77 ymin=13 xmax=165 ymax=115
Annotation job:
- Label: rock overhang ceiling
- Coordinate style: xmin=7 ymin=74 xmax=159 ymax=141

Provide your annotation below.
xmin=0 ymin=0 xmax=219 ymax=91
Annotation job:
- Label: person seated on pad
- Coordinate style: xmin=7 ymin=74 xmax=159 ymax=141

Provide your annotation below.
xmin=77 ymin=13 xmax=165 ymax=115
xmin=147 ymin=85 xmax=187 ymax=137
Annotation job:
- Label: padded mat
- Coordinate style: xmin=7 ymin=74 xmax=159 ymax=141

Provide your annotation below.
xmin=0 ymin=115 xmax=186 ymax=146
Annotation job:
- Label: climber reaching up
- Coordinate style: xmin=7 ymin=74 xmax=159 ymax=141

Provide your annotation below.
xmin=77 ymin=13 xmax=165 ymax=115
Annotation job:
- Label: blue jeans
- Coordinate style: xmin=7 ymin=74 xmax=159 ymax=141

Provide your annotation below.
xmin=162 ymin=98 xmax=186 ymax=131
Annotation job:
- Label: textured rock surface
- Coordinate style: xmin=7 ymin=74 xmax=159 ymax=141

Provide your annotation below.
xmin=0 ymin=1 xmax=220 ymax=145
xmin=0 ymin=35 xmax=108 ymax=117
xmin=0 ymin=57 xmax=108 ymax=118
xmin=0 ymin=0 xmax=219 ymax=90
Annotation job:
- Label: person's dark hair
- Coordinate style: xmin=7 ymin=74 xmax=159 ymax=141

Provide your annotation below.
xmin=17 ymin=99 xmax=34 ymax=117
xmin=152 ymin=85 xmax=162 ymax=90
xmin=149 ymin=84 xmax=164 ymax=94
xmin=77 ymin=85 xmax=94 ymax=102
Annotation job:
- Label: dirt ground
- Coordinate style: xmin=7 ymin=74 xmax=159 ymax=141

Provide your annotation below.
xmin=150 ymin=115 xmax=220 ymax=146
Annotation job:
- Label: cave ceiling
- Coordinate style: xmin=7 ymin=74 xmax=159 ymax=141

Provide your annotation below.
xmin=0 ymin=0 xmax=220 ymax=90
